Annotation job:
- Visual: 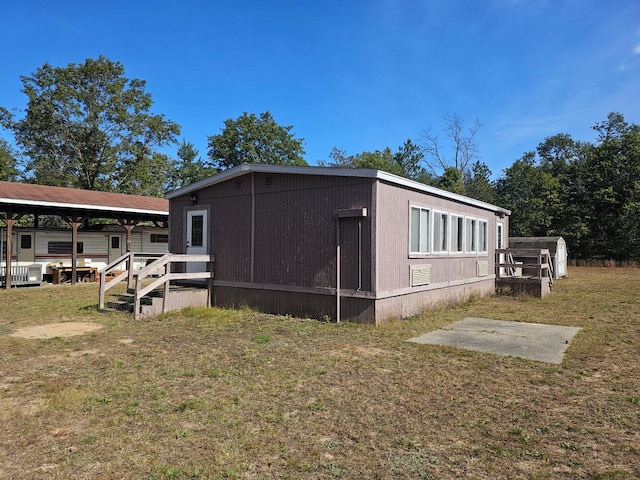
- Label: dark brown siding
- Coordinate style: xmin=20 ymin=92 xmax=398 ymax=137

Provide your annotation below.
xmin=251 ymin=173 xmax=372 ymax=290
xmin=213 ymin=286 xmax=375 ymax=323
xmin=171 ymin=172 xmax=374 ymax=291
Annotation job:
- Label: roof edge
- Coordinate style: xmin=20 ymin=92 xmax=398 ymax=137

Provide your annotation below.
xmin=0 ymin=198 xmax=168 ymax=216
xmin=165 ymin=164 xmax=511 ymax=214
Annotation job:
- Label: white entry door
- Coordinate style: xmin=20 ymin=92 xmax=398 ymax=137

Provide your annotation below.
xmin=186 ymin=209 xmax=208 ymax=273
xmin=17 ymin=233 xmax=35 ymax=264
xmin=108 ymin=235 xmax=123 ymax=264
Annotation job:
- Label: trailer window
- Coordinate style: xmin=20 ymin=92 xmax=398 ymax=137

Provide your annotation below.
xmin=21 ymin=235 xmax=32 ymax=249
xmin=478 ymin=220 xmax=488 ymax=253
xmin=451 ymin=215 xmax=464 ymax=253
xmin=433 ymin=211 xmax=449 ymax=253
xmin=150 ymin=234 xmax=168 ymax=243
xmin=410 ymin=206 xmax=430 ymax=254
xmin=48 ymin=242 xmax=84 ymax=254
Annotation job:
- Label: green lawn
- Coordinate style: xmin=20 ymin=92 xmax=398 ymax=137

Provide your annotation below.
xmin=0 ymin=266 xmax=638 ymax=479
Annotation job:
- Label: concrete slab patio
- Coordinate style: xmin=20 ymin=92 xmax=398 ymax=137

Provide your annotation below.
xmin=408 ymin=317 xmax=581 ymax=364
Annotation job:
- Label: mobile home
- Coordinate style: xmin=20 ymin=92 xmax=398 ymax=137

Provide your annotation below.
xmin=1 ymin=180 xmax=169 ymax=287
xmin=166 ymin=164 xmax=511 ymax=324
xmin=0 ymin=225 xmax=168 ymax=283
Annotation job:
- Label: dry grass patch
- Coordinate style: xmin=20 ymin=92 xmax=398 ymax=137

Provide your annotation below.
xmin=0 ymin=268 xmax=638 ymax=479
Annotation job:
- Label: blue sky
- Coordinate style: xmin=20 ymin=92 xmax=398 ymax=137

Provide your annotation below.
xmin=1 ymin=0 xmax=638 ymax=179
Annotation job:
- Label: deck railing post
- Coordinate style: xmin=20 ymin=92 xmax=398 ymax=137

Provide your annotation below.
xmin=207 ymin=255 xmax=215 ymax=308
xmin=98 ymin=271 xmax=106 ymax=309
xmin=127 ymin=252 xmax=135 ymax=290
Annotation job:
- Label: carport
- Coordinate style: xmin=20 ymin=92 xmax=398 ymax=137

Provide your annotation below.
xmin=0 ymin=181 xmax=168 ymax=288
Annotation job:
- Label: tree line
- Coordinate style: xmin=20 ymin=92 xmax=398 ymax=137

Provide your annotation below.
xmin=1 ymin=57 xmax=638 ymax=261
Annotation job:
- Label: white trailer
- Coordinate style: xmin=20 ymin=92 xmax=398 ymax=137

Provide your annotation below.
xmin=1 ymin=225 xmax=168 ymax=284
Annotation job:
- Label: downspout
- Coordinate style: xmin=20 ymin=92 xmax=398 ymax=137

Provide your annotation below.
xmin=251 ymin=173 xmax=255 ymax=283
xmin=357 ymin=219 xmax=362 ymax=292
xmin=336 ymin=215 xmax=341 ymax=323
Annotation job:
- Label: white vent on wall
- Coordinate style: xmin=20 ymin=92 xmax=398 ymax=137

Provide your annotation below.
xmin=411 ymin=264 xmax=432 ymax=286
xmin=477 ymin=260 xmax=488 ymax=277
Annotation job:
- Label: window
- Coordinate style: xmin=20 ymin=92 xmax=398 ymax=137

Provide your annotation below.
xmin=465 ymin=218 xmax=477 ymax=253
xmin=111 ymin=236 xmax=120 ymax=249
xmin=20 ymin=235 xmax=32 ymax=249
xmin=451 ymin=215 xmax=464 ymax=253
xmin=410 ymin=206 xmax=430 ymax=254
xmin=478 ymin=220 xmax=488 ymax=253
xmin=48 ymin=241 xmax=84 ymax=254
xmin=191 ymin=215 xmax=204 ymax=247
xmin=433 ymin=211 xmax=449 ymax=253
xmin=150 ymin=234 xmax=168 ymax=243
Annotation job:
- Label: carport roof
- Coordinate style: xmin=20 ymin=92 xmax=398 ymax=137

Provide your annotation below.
xmin=0 ymin=181 xmax=168 ymax=222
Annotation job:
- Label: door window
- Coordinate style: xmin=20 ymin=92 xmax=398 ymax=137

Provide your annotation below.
xmin=191 ymin=215 xmax=204 ymax=247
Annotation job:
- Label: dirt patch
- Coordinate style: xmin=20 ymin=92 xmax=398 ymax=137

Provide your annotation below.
xmin=9 ymin=322 xmax=104 ymax=339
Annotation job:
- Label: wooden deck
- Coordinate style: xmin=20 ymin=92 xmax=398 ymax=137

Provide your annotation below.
xmin=495 ymin=248 xmax=554 ymax=297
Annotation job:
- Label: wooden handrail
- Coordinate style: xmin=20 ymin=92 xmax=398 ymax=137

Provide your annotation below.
xmin=495 ymin=248 xmax=553 ymax=281
xmin=99 ymin=252 xmax=215 ymax=318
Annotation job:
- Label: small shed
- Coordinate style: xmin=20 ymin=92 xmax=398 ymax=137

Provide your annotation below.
xmin=508 ymin=237 xmax=567 ymax=279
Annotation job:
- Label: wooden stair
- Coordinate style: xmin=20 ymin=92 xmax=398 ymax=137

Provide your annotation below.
xmin=106 ymin=285 xmax=209 ymax=318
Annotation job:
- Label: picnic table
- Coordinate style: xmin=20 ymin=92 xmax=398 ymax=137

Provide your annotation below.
xmin=51 ymin=265 xmax=98 ymax=284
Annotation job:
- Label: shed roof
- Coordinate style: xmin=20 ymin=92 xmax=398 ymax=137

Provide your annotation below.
xmin=165 ymin=164 xmax=511 ymax=215
xmin=0 ymin=181 xmax=168 ymax=221
xmin=509 ymin=236 xmax=565 ymax=244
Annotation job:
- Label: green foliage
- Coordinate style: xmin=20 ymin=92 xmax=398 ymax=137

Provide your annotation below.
xmin=495 ymin=113 xmax=640 ymax=261
xmin=168 ymin=140 xmax=216 ymax=189
xmin=463 ymin=161 xmax=496 ymax=203
xmin=322 ymin=139 xmax=432 ymax=183
xmin=0 ymin=56 xmax=180 ymax=194
xmin=580 ymin=113 xmax=640 ymax=260
xmin=496 ymin=153 xmax=560 ymax=237
xmin=0 ymin=138 xmax=18 ymax=181
xmin=437 ymin=166 xmax=465 ymax=195
xmin=207 ymin=111 xmax=306 ymax=170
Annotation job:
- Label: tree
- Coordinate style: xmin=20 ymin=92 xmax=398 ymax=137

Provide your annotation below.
xmin=535 ymin=134 xmax=590 ymax=256
xmin=0 ymin=139 xmax=18 ymax=180
xmin=463 ymin=161 xmax=496 ymax=204
xmin=0 ymin=56 xmax=180 ymax=194
xmin=321 ymin=147 xmax=402 ymax=175
xmin=495 ymin=153 xmax=560 ymax=237
xmin=392 ymin=139 xmax=427 ymax=180
xmin=169 ymin=140 xmax=216 ymax=189
xmin=420 ymin=113 xmax=481 ymax=176
xmin=437 ymin=167 xmax=465 ymax=195
xmin=580 ymin=113 xmax=640 ymax=260
xmin=207 ymin=111 xmax=306 ymax=170
xmin=320 ymin=139 xmax=432 ymax=183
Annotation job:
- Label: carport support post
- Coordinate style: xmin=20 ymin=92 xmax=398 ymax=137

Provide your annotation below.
xmin=123 ymin=224 xmax=136 ymax=286
xmin=3 ymin=218 xmax=16 ymax=289
xmin=70 ymin=221 xmax=81 ymax=285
